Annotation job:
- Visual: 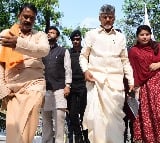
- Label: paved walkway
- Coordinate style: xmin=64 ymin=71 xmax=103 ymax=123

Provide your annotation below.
xmin=0 ymin=134 xmax=42 ymax=143
xmin=0 ymin=135 xmax=132 ymax=143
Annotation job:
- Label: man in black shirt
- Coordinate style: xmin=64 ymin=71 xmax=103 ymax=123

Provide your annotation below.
xmin=67 ymin=30 xmax=89 ymax=143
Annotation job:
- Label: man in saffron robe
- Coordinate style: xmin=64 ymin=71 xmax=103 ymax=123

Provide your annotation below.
xmin=0 ymin=3 xmax=49 ymax=143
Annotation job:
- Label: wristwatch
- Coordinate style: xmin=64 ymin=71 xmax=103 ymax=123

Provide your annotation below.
xmin=66 ymin=83 xmax=71 ymax=88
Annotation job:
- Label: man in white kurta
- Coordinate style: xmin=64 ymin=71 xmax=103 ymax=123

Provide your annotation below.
xmin=79 ymin=4 xmax=134 ymax=143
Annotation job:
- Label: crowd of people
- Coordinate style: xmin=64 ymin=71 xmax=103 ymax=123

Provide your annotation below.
xmin=0 ymin=2 xmax=160 ymax=143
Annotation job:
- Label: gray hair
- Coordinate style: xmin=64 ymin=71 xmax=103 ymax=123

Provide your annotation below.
xmin=99 ymin=4 xmax=115 ymax=15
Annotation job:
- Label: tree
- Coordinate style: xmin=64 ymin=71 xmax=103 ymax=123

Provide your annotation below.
xmin=0 ymin=0 xmax=62 ymax=32
xmin=60 ymin=26 xmax=89 ymax=48
xmin=0 ymin=0 xmax=20 ymax=31
xmin=30 ymin=0 xmax=62 ymax=33
xmin=122 ymin=0 xmax=160 ymax=48
xmin=0 ymin=0 xmax=89 ymax=47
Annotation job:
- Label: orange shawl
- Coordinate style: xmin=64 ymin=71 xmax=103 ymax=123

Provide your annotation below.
xmin=0 ymin=23 xmax=23 ymax=69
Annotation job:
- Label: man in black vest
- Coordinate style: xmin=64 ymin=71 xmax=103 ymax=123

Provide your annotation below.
xmin=66 ymin=30 xmax=89 ymax=143
xmin=42 ymin=26 xmax=72 ymax=143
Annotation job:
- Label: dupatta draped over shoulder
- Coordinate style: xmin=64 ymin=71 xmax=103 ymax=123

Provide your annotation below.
xmin=128 ymin=43 xmax=160 ymax=86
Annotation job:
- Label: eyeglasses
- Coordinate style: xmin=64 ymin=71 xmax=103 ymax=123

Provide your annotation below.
xmin=71 ymin=38 xmax=81 ymax=41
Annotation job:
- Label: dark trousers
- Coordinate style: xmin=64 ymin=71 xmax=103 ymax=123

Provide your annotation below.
xmin=66 ymin=88 xmax=87 ymax=142
xmin=123 ymin=77 xmax=134 ymax=143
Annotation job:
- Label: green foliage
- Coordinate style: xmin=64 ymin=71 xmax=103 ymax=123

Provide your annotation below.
xmin=0 ymin=0 xmax=89 ymax=47
xmin=60 ymin=26 xmax=89 ymax=48
xmin=0 ymin=0 xmax=20 ymax=31
xmin=0 ymin=0 xmax=61 ymax=32
xmin=62 ymin=26 xmax=89 ymax=38
xmin=122 ymin=0 xmax=160 ymax=48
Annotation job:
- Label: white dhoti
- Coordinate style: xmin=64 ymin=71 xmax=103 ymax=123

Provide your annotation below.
xmin=83 ymin=81 xmax=125 ymax=143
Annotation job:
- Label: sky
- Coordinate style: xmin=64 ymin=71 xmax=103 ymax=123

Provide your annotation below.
xmin=58 ymin=0 xmax=125 ymax=29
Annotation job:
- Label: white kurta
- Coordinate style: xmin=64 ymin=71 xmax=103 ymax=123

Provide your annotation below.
xmin=79 ymin=27 xmax=134 ymax=143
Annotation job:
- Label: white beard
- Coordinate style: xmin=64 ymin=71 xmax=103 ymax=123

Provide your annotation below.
xmin=103 ymin=25 xmax=112 ymax=30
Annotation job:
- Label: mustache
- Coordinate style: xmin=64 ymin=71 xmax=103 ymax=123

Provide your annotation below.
xmin=23 ymin=22 xmax=32 ymax=26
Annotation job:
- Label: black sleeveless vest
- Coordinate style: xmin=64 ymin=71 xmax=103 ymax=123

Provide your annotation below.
xmin=43 ymin=44 xmax=66 ymax=91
